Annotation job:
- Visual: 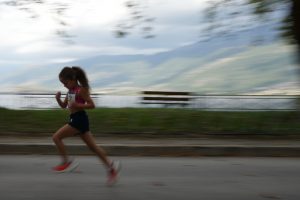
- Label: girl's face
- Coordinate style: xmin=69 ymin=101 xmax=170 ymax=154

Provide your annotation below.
xmin=60 ymin=78 xmax=76 ymax=89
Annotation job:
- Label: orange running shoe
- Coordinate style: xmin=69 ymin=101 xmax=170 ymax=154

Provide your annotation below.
xmin=53 ymin=160 xmax=79 ymax=173
xmin=107 ymin=161 xmax=121 ymax=186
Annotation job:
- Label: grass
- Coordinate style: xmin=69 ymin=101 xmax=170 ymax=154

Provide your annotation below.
xmin=0 ymin=107 xmax=300 ymax=138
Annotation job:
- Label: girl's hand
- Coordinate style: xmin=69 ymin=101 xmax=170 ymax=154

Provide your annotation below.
xmin=56 ymin=91 xmax=68 ymax=109
xmin=56 ymin=91 xmax=61 ymax=100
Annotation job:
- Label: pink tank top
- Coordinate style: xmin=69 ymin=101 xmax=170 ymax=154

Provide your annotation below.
xmin=68 ymin=86 xmax=85 ymax=104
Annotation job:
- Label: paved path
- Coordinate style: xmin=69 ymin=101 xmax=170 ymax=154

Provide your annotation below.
xmin=0 ymin=155 xmax=300 ymax=200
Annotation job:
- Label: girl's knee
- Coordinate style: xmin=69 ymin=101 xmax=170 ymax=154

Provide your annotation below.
xmin=52 ymin=133 xmax=62 ymax=143
xmin=52 ymin=135 xmax=58 ymax=143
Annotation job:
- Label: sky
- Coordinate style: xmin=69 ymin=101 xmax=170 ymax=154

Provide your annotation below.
xmin=0 ymin=0 xmax=205 ymax=73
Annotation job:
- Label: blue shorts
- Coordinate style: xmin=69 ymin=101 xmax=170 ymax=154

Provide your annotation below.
xmin=68 ymin=111 xmax=90 ymax=134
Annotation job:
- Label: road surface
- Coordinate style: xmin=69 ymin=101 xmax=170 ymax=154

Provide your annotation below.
xmin=0 ymin=155 xmax=299 ymax=200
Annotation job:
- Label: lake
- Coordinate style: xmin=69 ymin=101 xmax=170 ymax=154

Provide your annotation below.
xmin=0 ymin=94 xmax=297 ymax=111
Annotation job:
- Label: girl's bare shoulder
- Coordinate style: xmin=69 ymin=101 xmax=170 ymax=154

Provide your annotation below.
xmin=78 ymin=87 xmax=90 ymax=95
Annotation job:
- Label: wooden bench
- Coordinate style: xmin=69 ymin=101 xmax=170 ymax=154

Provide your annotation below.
xmin=141 ymin=91 xmax=192 ymax=107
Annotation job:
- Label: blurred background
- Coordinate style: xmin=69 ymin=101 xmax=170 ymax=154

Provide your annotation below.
xmin=0 ymin=0 xmax=298 ymax=99
xmin=0 ymin=0 xmax=299 ymax=135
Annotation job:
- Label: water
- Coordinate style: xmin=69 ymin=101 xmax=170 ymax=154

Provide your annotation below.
xmin=0 ymin=94 xmax=140 ymax=110
xmin=0 ymin=94 xmax=297 ymax=110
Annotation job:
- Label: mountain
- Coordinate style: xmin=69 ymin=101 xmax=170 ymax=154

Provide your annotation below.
xmin=1 ymin=21 xmax=299 ymax=95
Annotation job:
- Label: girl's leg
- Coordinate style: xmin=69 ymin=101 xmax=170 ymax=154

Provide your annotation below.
xmin=79 ymin=132 xmax=111 ymax=168
xmin=52 ymin=124 xmax=79 ymax=163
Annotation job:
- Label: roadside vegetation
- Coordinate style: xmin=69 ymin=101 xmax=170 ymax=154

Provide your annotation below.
xmin=0 ymin=107 xmax=299 ymax=138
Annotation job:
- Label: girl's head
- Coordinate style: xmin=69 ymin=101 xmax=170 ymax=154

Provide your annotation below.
xmin=59 ymin=66 xmax=90 ymax=91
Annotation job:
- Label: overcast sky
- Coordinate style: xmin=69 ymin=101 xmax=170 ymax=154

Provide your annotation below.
xmin=0 ymin=0 xmax=206 ymax=73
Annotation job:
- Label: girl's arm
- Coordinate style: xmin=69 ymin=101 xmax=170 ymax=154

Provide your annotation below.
xmin=56 ymin=91 xmax=68 ymax=108
xmin=72 ymin=88 xmax=95 ymax=109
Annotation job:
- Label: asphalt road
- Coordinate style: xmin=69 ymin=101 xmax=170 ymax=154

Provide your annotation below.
xmin=0 ymin=156 xmax=299 ymax=200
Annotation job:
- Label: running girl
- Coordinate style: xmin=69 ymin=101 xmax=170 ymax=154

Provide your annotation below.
xmin=52 ymin=66 xmax=120 ymax=185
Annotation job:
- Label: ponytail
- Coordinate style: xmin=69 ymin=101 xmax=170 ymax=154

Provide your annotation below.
xmin=71 ymin=66 xmax=90 ymax=91
xmin=59 ymin=66 xmax=91 ymax=91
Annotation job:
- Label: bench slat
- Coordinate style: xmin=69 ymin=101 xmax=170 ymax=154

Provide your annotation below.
xmin=141 ymin=91 xmax=192 ymax=107
xmin=142 ymin=91 xmax=190 ymax=95
xmin=143 ymin=97 xmax=190 ymax=101
xmin=141 ymin=101 xmax=189 ymax=105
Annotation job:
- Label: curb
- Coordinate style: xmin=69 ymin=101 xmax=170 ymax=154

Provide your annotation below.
xmin=1 ymin=143 xmax=300 ymax=157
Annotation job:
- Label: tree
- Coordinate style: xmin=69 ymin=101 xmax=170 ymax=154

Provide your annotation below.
xmin=290 ymin=0 xmax=300 ymax=62
xmin=0 ymin=0 xmax=156 ymax=42
xmin=203 ymin=0 xmax=299 ymax=61
xmin=203 ymin=0 xmax=300 ymax=109
xmin=0 ymin=0 xmax=74 ymax=43
xmin=0 ymin=0 xmax=298 ymax=48
xmin=114 ymin=0 xmax=156 ymax=39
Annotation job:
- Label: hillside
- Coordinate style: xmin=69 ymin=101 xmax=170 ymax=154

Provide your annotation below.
xmin=1 ymin=22 xmax=299 ymax=95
